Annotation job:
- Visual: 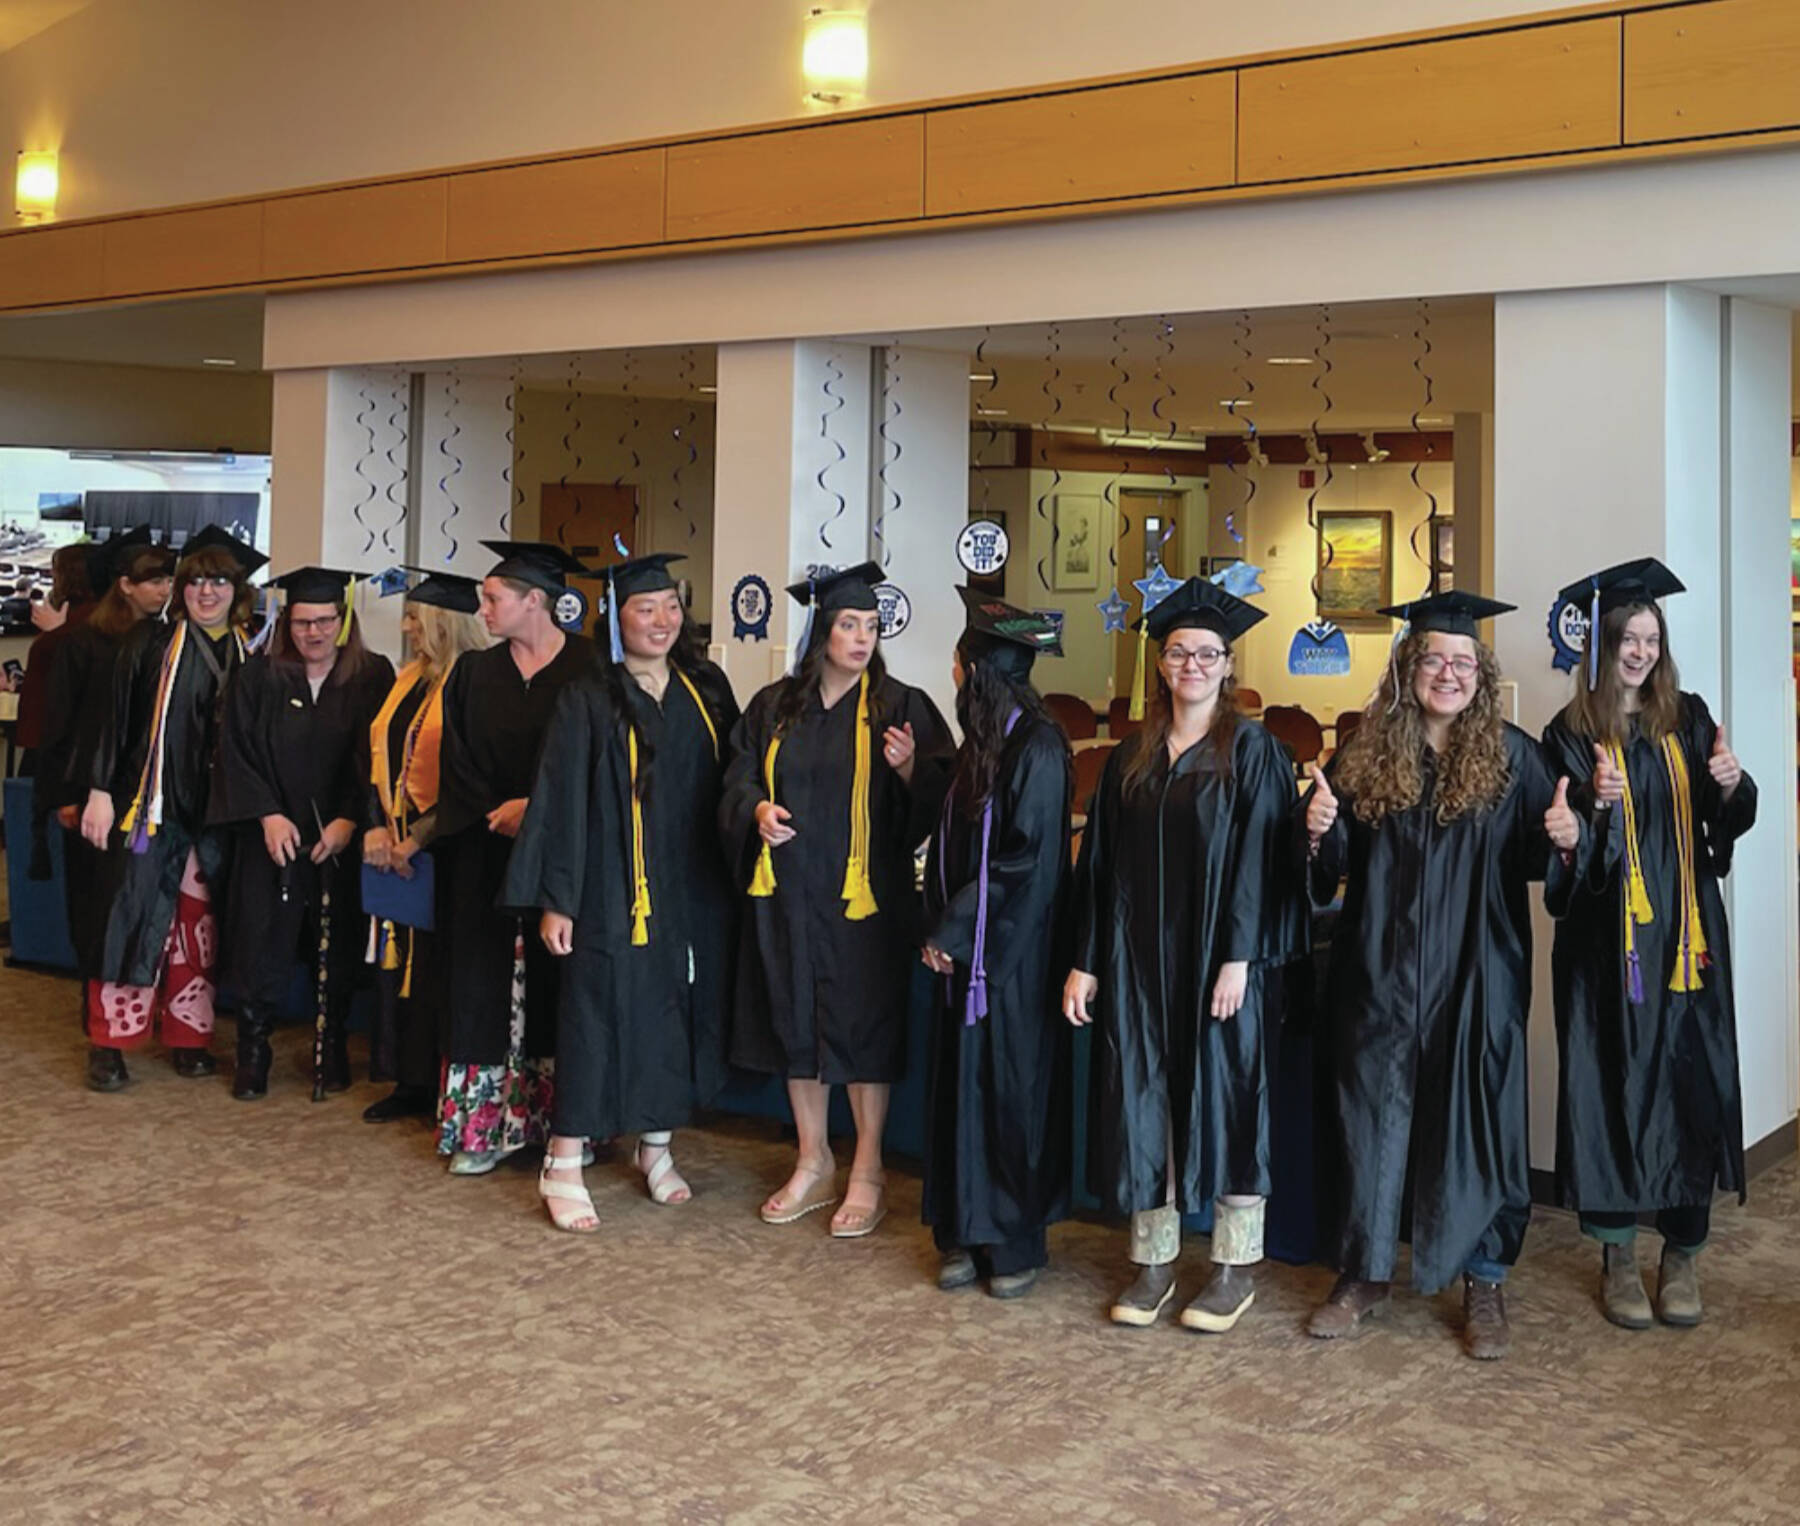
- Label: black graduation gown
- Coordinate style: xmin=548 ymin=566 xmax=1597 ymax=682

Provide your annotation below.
xmin=435 ymin=634 xmax=595 ymax=1066
xmin=31 ymin=619 xmax=128 ymax=975
xmin=210 ymin=650 xmax=395 ymax=1006
xmin=1542 ymin=694 xmax=1755 ymax=1212
xmin=1075 ymin=722 xmax=1309 ymax=1217
xmin=90 ymin=620 xmax=242 ymax=989
xmin=1303 ymin=724 xmax=1584 ymax=1292
xmin=920 ymin=714 xmax=1073 ymax=1250
xmin=721 ymin=673 xmax=953 ymax=1084
xmin=503 ymin=661 xmax=741 ymax=1140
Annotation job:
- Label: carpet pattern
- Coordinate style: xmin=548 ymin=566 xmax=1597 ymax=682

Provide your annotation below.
xmin=2 ymin=962 xmax=1797 ymax=1524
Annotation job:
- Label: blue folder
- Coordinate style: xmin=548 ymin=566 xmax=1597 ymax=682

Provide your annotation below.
xmin=360 ymin=851 xmax=435 ymax=931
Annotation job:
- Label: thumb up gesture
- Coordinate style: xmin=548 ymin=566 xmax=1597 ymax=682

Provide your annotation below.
xmin=1708 ymin=724 xmax=1743 ymax=799
xmin=1305 ymin=763 xmax=1338 ymax=842
xmin=1591 ymin=742 xmax=1626 ymax=806
xmin=1545 ymin=776 xmax=1579 ymax=852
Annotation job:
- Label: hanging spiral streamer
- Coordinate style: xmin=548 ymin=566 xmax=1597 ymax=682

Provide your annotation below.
xmin=672 ymin=347 xmax=700 ymax=543
xmin=1221 ymin=311 xmax=1261 ymax=548
xmin=350 ymin=378 xmax=379 ymax=557
xmin=1404 ymin=297 xmax=1441 ymax=594
xmin=816 ymin=350 xmax=849 ymax=552
xmin=1148 ymin=316 xmax=1179 ymax=496
xmin=974 ymin=326 xmax=1002 ymax=524
xmin=502 ymin=358 xmax=522 ymax=538
xmin=380 ymin=371 xmax=409 ymax=555
xmin=1308 ymin=304 xmax=1337 ymax=605
xmin=556 ymin=353 xmax=586 ymax=549
xmin=1033 ymin=323 xmax=1064 ymax=593
xmin=614 ymin=348 xmax=643 ymax=497
xmin=873 ymin=343 xmax=902 ymax=570
xmin=436 ymin=365 xmax=465 ymax=562
xmin=1103 ymin=317 xmax=1133 ymax=573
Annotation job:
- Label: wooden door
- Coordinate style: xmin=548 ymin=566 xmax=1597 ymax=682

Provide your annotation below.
xmin=1112 ymin=489 xmax=1184 ymax=699
xmin=539 ymin=482 xmax=638 ymax=635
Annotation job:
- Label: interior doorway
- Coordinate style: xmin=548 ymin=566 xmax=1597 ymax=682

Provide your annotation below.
xmin=539 ymin=481 xmax=637 ymax=635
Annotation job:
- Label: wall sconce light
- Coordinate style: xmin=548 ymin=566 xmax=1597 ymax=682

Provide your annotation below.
xmin=1361 ymin=431 xmax=1391 ymax=464
xmin=802 ymin=7 xmax=868 ymax=108
xmin=15 ymin=149 xmax=58 ymax=221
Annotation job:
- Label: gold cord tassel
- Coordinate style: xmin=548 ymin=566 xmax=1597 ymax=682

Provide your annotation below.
xmin=1128 ymin=624 xmax=1150 ymax=722
xmin=1664 ymin=737 xmax=1709 ymax=991
xmin=629 ymin=728 xmax=651 ymax=946
xmin=748 ymin=736 xmax=782 ymax=897
xmin=841 ymin=672 xmax=879 ymax=920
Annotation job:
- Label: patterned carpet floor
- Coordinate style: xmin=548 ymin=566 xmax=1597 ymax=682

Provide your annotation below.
xmin=2 ymin=961 xmax=1797 ymax=1525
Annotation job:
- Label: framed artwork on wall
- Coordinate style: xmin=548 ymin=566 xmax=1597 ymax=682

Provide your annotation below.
xmin=1052 ymin=494 xmax=1100 ymax=592
xmin=1316 ymin=509 xmax=1392 ymax=624
xmin=1430 ymin=518 xmax=1455 ymax=592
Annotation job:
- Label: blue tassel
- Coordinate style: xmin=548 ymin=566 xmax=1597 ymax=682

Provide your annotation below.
xmin=1627 ymin=948 xmax=1644 ymax=1005
xmin=606 ymin=570 xmax=622 ymax=664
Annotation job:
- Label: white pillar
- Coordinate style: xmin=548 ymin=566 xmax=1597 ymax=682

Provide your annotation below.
xmin=1493 ymin=284 xmax=1798 ymax=1169
xmin=1451 ymin=411 xmax=1493 ymax=598
xmin=710 ymin=340 xmax=873 ymax=699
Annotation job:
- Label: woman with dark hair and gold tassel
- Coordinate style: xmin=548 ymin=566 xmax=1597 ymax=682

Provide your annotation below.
xmin=722 ymin=562 xmax=953 ymax=1238
xmin=1065 ymin=578 xmax=1307 ymax=1330
xmin=1301 ymin=591 xmax=1589 ymax=1360
xmin=504 ymin=553 xmax=740 ymax=1232
xmin=212 ymin=567 xmax=394 ymax=1101
xmin=1542 ymin=559 xmax=1754 ymax=1331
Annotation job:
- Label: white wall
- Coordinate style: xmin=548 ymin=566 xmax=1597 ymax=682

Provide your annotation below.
xmin=0 ymin=358 xmax=271 ymax=452
xmin=7 ymin=0 xmax=1589 ymax=221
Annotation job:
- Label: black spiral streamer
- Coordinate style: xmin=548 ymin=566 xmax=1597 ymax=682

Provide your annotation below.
xmin=436 ymin=365 xmax=464 ymax=562
xmin=1103 ymin=318 xmax=1133 ymax=573
xmin=974 ymin=326 xmax=1000 ymax=524
xmin=350 ymin=378 xmax=379 ymax=557
xmin=816 ymin=350 xmax=848 ymax=552
xmin=873 ymin=344 xmax=902 ymax=570
xmin=614 ymin=348 xmax=643 ymax=498
xmin=1148 ymin=315 xmax=1179 ymax=499
xmin=502 ymin=358 xmax=522 ymax=537
xmin=380 ymin=372 xmax=409 ymax=556
xmin=1033 ymin=323 xmax=1063 ymax=594
xmin=673 ymin=347 xmax=700 ymax=544
xmin=1308 ymin=305 xmax=1337 ymax=606
xmin=1405 ymin=297 xmax=1442 ymax=594
xmin=556 ymin=353 xmax=585 ymax=549
xmin=1222 ymin=311 xmax=1260 ymax=544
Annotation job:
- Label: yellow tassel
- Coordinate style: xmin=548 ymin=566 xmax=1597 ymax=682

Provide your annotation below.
xmin=629 ymin=728 xmax=651 ymax=946
xmin=401 ymin=931 xmax=414 ymax=999
xmin=335 ymin=582 xmax=355 ymax=648
xmin=1664 ymin=737 xmax=1708 ymax=992
xmin=841 ymin=671 xmax=878 ymax=920
xmin=380 ymin=920 xmax=402 ymax=971
xmin=1128 ymin=624 xmax=1149 ymax=722
xmin=748 ymin=736 xmax=782 ymax=898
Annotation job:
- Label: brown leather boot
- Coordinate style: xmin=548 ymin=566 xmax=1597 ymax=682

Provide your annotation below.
xmin=1462 ymin=1275 xmax=1511 ymax=1360
xmin=1656 ymin=1246 xmax=1704 ymax=1327
xmin=1600 ymin=1243 xmax=1652 ymax=1330
xmin=1306 ymin=1274 xmax=1390 ymax=1338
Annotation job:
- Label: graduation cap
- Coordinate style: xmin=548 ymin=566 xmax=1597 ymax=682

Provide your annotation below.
xmin=784 ymin=561 xmax=885 ymax=671
xmin=1134 ymin=576 xmax=1267 ymax=644
xmin=402 ymin=567 xmax=481 ymax=614
xmin=179 ymin=523 xmax=268 ymax=577
xmin=269 ymin=566 xmax=363 ymax=648
xmin=90 ymin=525 xmax=173 ymax=588
xmin=1555 ymin=557 xmax=1683 ymax=688
xmin=1378 ymin=590 xmax=1516 ymax=638
xmin=479 ymin=539 xmax=592 ymax=595
xmin=600 ymin=551 xmax=688 ymax=662
xmin=956 ymin=586 xmax=1062 ymax=681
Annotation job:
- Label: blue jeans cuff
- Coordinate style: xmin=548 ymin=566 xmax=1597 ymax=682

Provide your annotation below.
xmin=1463 ymin=1256 xmax=1510 ymax=1284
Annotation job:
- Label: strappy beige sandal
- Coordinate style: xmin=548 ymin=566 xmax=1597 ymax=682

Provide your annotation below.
xmin=538 ymin=1151 xmax=599 ymax=1234
xmin=760 ymin=1159 xmax=838 ymax=1224
xmin=829 ymin=1173 xmax=888 ymax=1239
xmin=636 ymin=1136 xmax=692 ymax=1206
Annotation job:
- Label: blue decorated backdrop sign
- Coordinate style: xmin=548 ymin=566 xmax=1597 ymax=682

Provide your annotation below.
xmin=874 ymin=582 xmax=911 ymax=640
xmin=1547 ymin=596 xmax=1587 ymax=673
xmin=1097 ymin=586 xmax=1130 ymax=634
xmin=553 ymin=587 xmax=588 ymax=633
xmin=957 ymin=519 xmax=1009 ymax=578
xmin=1287 ymin=619 xmax=1352 ymax=677
xmin=731 ymin=573 xmax=772 ymax=641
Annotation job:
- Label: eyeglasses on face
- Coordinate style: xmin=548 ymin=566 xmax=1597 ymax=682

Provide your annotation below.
xmin=290 ymin=613 xmax=343 ymax=633
xmin=1417 ymin=653 xmax=1479 ymax=678
xmin=188 ymin=575 xmax=236 ymax=591
xmin=1162 ymin=645 xmax=1228 ymax=670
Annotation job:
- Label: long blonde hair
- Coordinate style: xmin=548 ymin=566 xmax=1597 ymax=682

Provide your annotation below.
xmin=1336 ymin=630 xmax=1510 ymax=825
xmin=1561 ymin=602 xmax=1683 ymax=745
xmin=410 ymin=601 xmax=489 ymax=679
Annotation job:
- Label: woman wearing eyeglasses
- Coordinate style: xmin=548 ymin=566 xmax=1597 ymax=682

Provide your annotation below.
xmin=1064 ymin=578 xmax=1307 ymax=1332
xmin=1300 ymin=592 xmax=1589 ymax=1360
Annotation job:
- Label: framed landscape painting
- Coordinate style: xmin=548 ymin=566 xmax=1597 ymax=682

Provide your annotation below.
xmin=1316 ymin=509 xmax=1392 ymax=623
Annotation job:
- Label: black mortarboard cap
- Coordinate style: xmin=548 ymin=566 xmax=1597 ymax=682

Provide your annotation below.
xmin=268 ymin=566 xmax=356 ymax=605
xmin=403 ymin=568 xmax=482 ymax=614
xmin=91 ymin=525 xmax=173 ymax=587
xmin=1135 ymin=576 xmax=1268 ymax=643
xmin=606 ymin=552 xmax=687 ymax=604
xmin=480 ymin=539 xmax=592 ymax=594
xmin=957 ymin=586 xmax=1062 ymax=680
xmin=786 ymin=561 xmax=884 ymax=614
xmin=1556 ymin=557 xmax=1685 ymax=617
xmin=180 ymin=524 xmax=268 ymax=577
xmin=1378 ymin=590 xmax=1516 ymax=637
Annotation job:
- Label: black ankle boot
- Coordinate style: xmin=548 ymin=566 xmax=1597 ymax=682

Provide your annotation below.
xmin=362 ymin=1085 xmax=433 ymax=1123
xmin=172 ymin=1048 xmax=218 ymax=1079
xmin=87 ymin=1045 xmax=129 ymax=1092
xmin=319 ymin=1002 xmax=352 ymax=1095
xmin=232 ymin=1007 xmax=273 ymax=1100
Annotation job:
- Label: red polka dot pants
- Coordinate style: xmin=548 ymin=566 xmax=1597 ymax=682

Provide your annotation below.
xmin=87 ymin=849 xmax=217 ymax=1050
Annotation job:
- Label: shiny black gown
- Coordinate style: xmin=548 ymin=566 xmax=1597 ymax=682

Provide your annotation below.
xmin=503 ymin=660 xmax=741 ymax=1140
xmin=721 ymin=673 xmax=952 ymax=1084
xmin=1303 ymin=725 xmax=1582 ymax=1292
xmin=434 ymin=634 xmax=594 ymax=1065
xmin=1542 ymin=694 xmax=1755 ymax=1211
xmin=90 ymin=619 xmax=241 ymax=988
xmin=921 ymin=714 xmax=1073 ymax=1254
xmin=210 ymin=650 xmax=394 ymax=1005
xmin=1075 ymin=721 xmax=1309 ymax=1217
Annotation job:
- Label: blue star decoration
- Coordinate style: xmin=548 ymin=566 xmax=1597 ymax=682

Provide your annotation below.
xmin=1133 ymin=564 xmax=1181 ymax=615
xmin=1097 ymin=586 xmax=1130 ymax=634
xmin=1208 ymin=559 xmax=1266 ymax=598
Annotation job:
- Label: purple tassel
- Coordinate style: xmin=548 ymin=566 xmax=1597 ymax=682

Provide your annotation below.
xmin=128 ymin=821 xmax=151 ymax=856
xmin=1627 ymin=948 xmax=1644 ymax=1004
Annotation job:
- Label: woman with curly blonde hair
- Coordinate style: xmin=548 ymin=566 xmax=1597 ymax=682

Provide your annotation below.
xmin=1300 ymin=591 xmax=1589 ymax=1361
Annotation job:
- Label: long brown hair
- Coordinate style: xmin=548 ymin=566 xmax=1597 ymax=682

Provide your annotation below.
xmin=90 ymin=547 xmax=173 ymax=639
xmin=1561 ymin=601 xmax=1683 ymax=744
xmin=1336 ymin=630 xmax=1510 ymax=825
xmin=772 ymin=623 xmax=888 ymax=738
xmin=269 ymin=602 xmax=373 ymax=686
xmin=173 ymin=546 xmax=255 ymax=628
xmin=1120 ymin=635 xmax=1239 ymax=797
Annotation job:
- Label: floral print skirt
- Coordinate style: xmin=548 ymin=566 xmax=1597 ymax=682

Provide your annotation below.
xmin=436 ymin=932 xmax=553 ymax=1157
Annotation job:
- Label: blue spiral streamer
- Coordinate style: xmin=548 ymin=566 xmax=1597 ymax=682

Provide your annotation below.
xmin=1033 ymin=323 xmax=1063 ymax=593
xmin=557 ymin=353 xmax=585 ymax=549
xmin=1103 ymin=318 xmax=1132 ymax=572
xmin=436 ymin=366 xmax=464 ymax=562
xmin=673 ymin=346 xmax=699 ymax=543
xmin=816 ymin=351 xmax=848 ymax=552
xmin=1406 ymin=296 xmax=1441 ymax=595
xmin=1149 ymin=316 xmax=1178 ymax=497
xmin=873 ymin=344 xmax=902 ymax=570
xmin=502 ymin=358 xmax=521 ymax=538
xmin=614 ymin=349 xmax=643 ymax=498
xmin=350 ymin=380 xmax=378 ymax=557
xmin=1223 ymin=311 xmax=1260 ymax=538
xmin=381 ymin=372 xmax=409 ymax=556
xmin=974 ymin=326 xmax=1001 ymax=524
xmin=1307 ymin=305 xmax=1336 ymax=605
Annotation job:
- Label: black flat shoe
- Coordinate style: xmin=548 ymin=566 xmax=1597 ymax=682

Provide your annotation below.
xmin=362 ymin=1087 xmax=434 ymax=1123
xmin=937 ymin=1250 xmax=979 ymax=1291
xmin=86 ymin=1046 xmax=129 ymax=1093
xmin=172 ymin=1049 xmax=218 ymax=1079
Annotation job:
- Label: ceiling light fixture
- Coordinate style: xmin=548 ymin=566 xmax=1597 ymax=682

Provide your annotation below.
xmin=1218 ymin=398 xmax=1254 ymax=408
xmin=697 ymin=385 xmax=718 ymax=394
xmin=802 ymin=7 xmax=868 ymax=109
xmin=1265 ymin=356 xmax=1314 ymax=366
xmin=15 ymin=150 xmax=57 ymax=222
xmin=201 ymin=357 xmax=238 ymax=367
xmin=968 ymin=372 xmax=995 ymax=384
xmin=974 ymin=406 xmax=1009 ymax=417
